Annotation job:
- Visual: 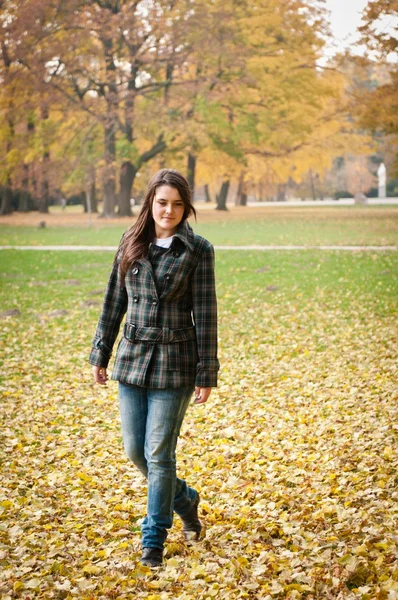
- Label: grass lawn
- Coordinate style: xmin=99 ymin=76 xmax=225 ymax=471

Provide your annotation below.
xmin=0 ymin=247 xmax=397 ymax=598
xmin=0 ymin=205 xmax=397 ymax=246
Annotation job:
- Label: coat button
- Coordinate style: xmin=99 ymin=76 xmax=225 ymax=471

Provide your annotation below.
xmin=132 ymin=267 xmax=139 ymax=275
xmin=133 ymin=295 xmax=139 ymax=303
xmin=165 ymin=274 xmax=171 ymax=280
xmin=173 ymin=251 xmax=179 ymax=258
xmin=152 ymin=298 xmax=158 ymax=305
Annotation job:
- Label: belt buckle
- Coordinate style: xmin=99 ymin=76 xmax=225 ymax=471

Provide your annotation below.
xmin=124 ymin=322 xmax=136 ymax=341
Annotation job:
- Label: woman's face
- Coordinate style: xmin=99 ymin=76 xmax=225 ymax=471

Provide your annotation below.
xmin=152 ymin=185 xmax=185 ymax=238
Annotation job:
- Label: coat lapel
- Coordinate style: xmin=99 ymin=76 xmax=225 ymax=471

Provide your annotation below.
xmin=134 ymin=222 xmax=196 ymax=300
xmin=136 ymin=254 xmax=159 ymax=297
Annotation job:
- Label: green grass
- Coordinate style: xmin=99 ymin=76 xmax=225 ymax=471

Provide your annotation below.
xmin=1 ymin=249 xmax=396 ymax=319
xmin=0 ymin=205 xmax=397 ymax=246
xmin=0 ymin=226 xmax=124 ymax=247
xmin=193 ymin=215 xmax=398 ymax=246
xmin=216 ymin=250 xmax=397 ymax=316
xmin=0 ymin=251 xmax=107 ymax=311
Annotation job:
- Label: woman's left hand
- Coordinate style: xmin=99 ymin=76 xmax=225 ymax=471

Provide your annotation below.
xmin=92 ymin=365 xmax=108 ymax=385
xmin=194 ymin=387 xmax=212 ymax=404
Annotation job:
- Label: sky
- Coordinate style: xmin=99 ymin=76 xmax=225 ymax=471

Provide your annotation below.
xmin=327 ymin=0 xmax=368 ymax=46
xmin=323 ymin=0 xmax=397 ymax=61
xmin=323 ymin=0 xmax=369 ymax=60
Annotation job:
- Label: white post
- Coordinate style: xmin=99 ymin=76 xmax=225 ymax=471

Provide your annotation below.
xmin=377 ymin=163 xmax=386 ymax=198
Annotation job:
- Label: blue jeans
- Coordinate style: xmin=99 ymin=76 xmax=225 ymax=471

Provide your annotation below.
xmin=118 ymin=382 xmax=198 ymax=550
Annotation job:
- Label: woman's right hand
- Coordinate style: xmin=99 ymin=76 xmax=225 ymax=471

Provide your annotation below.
xmin=92 ymin=366 xmax=108 ymax=385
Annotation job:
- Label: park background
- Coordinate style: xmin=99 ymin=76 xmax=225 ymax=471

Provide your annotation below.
xmin=1 ymin=1 xmax=398 ymax=599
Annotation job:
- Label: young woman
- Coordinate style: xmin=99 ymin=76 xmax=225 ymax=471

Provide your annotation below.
xmin=89 ymin=169 xmax=219 ymax=568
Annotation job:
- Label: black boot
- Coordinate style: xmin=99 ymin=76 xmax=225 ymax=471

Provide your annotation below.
xmin=141 ymin=547 xmax=163 ymax=568
xmin=181 ymin=493 xmax=202 ymax=541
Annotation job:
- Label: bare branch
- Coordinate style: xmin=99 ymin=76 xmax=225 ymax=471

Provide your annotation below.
xmin=137 ymin=134 xmax=166 ymax=167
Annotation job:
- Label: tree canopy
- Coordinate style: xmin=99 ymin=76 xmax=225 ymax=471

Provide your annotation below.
xmin=0 ymin=0 xmax=394 ymax=214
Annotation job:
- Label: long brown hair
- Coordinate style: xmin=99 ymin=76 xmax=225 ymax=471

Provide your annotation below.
xmin=117 ymin=169 xmax=196 ymax=283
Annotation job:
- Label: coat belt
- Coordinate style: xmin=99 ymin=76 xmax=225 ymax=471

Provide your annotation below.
xmin=123 ymin=322 xmax=196 ymax=344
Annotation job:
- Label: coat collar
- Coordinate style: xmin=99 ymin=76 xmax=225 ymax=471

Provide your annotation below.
xmin=172 ymin=220 xmax=194 ymax=252
xmin=136 ymin=221 xmax=194 ymax=277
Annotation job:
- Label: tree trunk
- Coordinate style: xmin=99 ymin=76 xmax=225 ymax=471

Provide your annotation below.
xmin=83 ymin=168 xmax=98 ymax=213
xmin=215 ymin=180 xmax=229 ymax=210
xmin=39 ymin=104 xmax=50 ymax=213
xmin=90 ymin=171 xmax=98 ymax=213
xmin=119 ymin=161 xmax=136 ymax=216
xmin=101 ymin=35 xmax=118 ymax=218
xmin=258 ymin=182 xmax=264 ymax=202
xmin=19 ymin=164 xmax=30 ymax=211
xmin=102 ymin=176 xmax=117 ymax=217
xmin=1 ymin=43 xmax=14 ymax=215
xmin=187 ymin=153 xmax=196 ymax=198
xmin=0 ymin=184 xmax=13 ymax=215
xmin=102 ymin=121 xmax=117 ymax=217
xmin=235 ymin=174 xmax=247 ymax=206
xmin=277 ymin=183 xmax=286 ymax=202
xmin=39 ymin=151 xmax=50 ymax=213
xmin=309 ymin=169 xmax=316 ymax=201
xmin=20 ymin=118 xmax=35 ymax=212
xmin=119 ymin=56 xmax=138 ymax=217
xmin=18 ymin=190 xmax=30 ymax=212
xmin=204 ymin=184 xmax=212 ymax=203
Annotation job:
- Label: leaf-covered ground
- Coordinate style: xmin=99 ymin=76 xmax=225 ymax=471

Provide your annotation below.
xmin=1 ymin=249 xmax=397 ymax=599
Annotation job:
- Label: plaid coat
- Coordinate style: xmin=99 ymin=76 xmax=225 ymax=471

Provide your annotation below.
xmin=88 ymin=221 xmax=219 ymax=388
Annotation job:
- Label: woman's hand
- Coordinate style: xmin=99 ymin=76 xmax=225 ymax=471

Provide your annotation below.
xmin=92 ymin=366 xmax=108 ymax=385
xmin=194 ymin=387 xmax=212 ymax=404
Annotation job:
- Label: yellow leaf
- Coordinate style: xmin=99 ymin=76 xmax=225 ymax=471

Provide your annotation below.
xmin=383 ymin=446 xmax=393 ymax=459
xmin=237 ymin=556 xmax=249 ymax=567
xmin=56 ymin=448 xmax=69 ymax=458
xmin=374 ymin=541 xmax=390 ymax=551
xmin=25 ymin=578 xmax=41 ymax=589
xmin=353 ymin=545 xmax=368 ymax=556
xmin=76 ymin=471 xmax=93 ymax=482
xmin=83 ymin=564 xmax=101 ymax=575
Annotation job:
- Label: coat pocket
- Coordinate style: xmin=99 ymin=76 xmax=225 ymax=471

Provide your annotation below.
xmin=168 ymin=340 xmax=198 ymax=373
xmin=116 ymin=336 xmax=148 ymax=366
xmin=168 ymin=344 xmax=180 ymax=371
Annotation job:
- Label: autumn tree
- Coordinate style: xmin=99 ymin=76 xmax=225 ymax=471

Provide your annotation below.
xmin=0 ymin=11 xmax=14 ymax=215
xmin=0 ymin=1 xmax=73 ymax=213
xmin=345 ymin=155 xmax=376 ymax=200
xmin=0 ymin=0 xmax=26 ymax=214
xmin=191 ymin=0 xmax=355 ymax=207
xmin=2 ymin=0 xmax=209 ymax=216
xmin=1 ymin=0 xmax=385 ymax=213
xmin=356 ymin=0 xmax=398 ymax=172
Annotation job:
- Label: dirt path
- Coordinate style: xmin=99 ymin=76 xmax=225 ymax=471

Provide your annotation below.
xmin=1 ymin=205 xmax=398 ymax=227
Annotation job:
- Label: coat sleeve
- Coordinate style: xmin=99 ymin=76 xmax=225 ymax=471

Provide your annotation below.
xmin=191 ymin=242 xmax=220 ymax=387
xmin=88 ymin=259 xmax=128 ymax=368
